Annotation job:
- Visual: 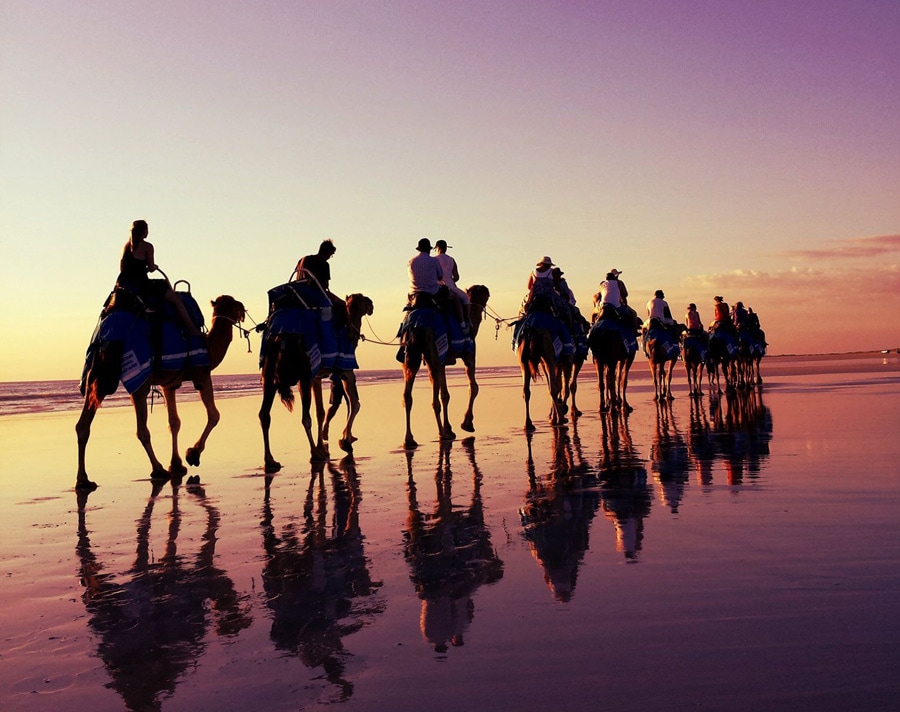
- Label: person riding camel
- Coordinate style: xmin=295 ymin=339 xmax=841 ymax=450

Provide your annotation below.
xmin=408 ymin=237 xmax=444 ymax=304
xmin=433 ymin=239 xmax=470 ymax=333
xmin=593 ymin=269 xmax=630 ymax=322
xmin=731 ymin=301 xmax=750 ymax=331
xmin=747 ymin=307 xmax=767 ymax=345
xmin=294 ymin=238 xmax=347 ymax=322
xmin=711 ymin=295 xmax=734 ymax=333
xmin=115 ymin=219 xmax=203 ymax=337
xmin=523 ymin=256 xmax=556 ymax=313
xmin=645 ymin=290 xmax=676 ymax=330
xmin=685 ymin=303 xmax=705 ymax=336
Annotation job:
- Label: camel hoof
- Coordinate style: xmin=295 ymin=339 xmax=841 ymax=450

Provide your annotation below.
xmin=310 ymin=449 xmax=328 ymax=463
xmin=441 ymin=429 xmax=456 ymax=442
xmin=572 ymin=408 xmax=583 ymax=418
xmin=524 ymin=422 xmax=536 ymax=432
xmin=264 ymin=460 xmax=282 ymax=474
xmin=404 ymin=438 xmax=419 ymax=450
xmin=667 ymin=394 xmax=675 ymax=401
xmin=185 ymin=448 xmax=201 ymax=467
xmin=75 ymin=479 xmax=98 ymax=492
xmin=186 ymin=475 xmax=201 ymax=486
xmin=150 ymin=469 xmax=170 ymax=483
xmin=339 ymin=438 xmax=354 ymax=454
xmin=170 ymin=461 xmax=188 ymax=478
xmin=461 ymin=420 xmax=475 ymax=433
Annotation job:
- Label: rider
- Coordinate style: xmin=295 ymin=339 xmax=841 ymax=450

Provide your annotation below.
xmin=645 ymin=290 xmax=676 ymax=330
xmin=593 ymin=269 xmax=629 ymax=321
xmin=116 ymin=219 xmax=202 ymax=337
xmin=295 ymin=238 xmax=347 ymax=327
xmin=433 ymin=239 xmax=470 ymax=332
xmin=711 ymin=295 xmax=733 ymax=332
xmin=523 ymin=256 xmax=555 ymax=313
xmin=731 ymin=300 xmax=750 ymax=330
xmin=408 ymin=237 xmax=444 ymax=302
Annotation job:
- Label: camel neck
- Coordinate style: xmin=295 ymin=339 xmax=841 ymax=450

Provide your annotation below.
xmin=206 ymin=316 xmax=234 ymax=369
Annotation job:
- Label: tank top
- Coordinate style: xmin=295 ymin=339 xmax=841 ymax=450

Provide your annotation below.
xmin=118 ymin=244 xmax=150 ymax=289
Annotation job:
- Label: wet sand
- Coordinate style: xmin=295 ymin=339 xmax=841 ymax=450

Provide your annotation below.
xmin=2 ymin=354 xmax=900 ymax=711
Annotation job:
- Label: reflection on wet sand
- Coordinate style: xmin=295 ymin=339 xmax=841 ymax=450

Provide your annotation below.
xmin=596 ymin=411 xmax=651 ymax=561
xmin=520 ymin=426 xmax=599 ymax=599
xmin=692 ymin=388 xmax=774 ymax=486
xmin=403 ymin=440 xmax=504 ymax=652
xmin=651 ymin=402 xmax=691 ymax=513
xmin=75 ymin=483 xmax=252 ymax=712
xmin=259 ymin=456 xmax=384 ymax=702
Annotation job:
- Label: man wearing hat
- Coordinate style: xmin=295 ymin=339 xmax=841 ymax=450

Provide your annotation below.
xmin=408 ymin=237 xmax=444 ymax=298
xmin=433 ymin=239 xmax=470 ymax=331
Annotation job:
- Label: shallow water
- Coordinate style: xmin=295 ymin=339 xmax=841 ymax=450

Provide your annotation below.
xmin=1 ymin=357 xmax=899 ymax=711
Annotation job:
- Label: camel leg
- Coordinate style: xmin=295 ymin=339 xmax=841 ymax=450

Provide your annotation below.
xmin=322 ymin=374 xmax=344 ymax=446
xmin=164 ymin=387 xmax=187 ymax=477
xmin=131 ymin=389 xmax=169 ymax=481
xmin=184 ymin=379 xmax=220 ymax=468
xmin=259 ymin=381 xmax=281 ymax=474
xmin=334 ymin=372 xmax=360 ymax=453
xmin=429 ymin=364 xmax=454 ymax=442
xmin=75 ymin=396 xmax=100 ymax=491
xmin=311 ymin=376 xmax=327 ymax=458
xmin=300 ymin=379 xmax=326 ymax=462
xmin=620 ymin=357 xmax=634 ymax=412
xmin=665 ymin=361 xmax=676 ymax=400
xmin=522 ymin=368 xmax=535 ymax=431
xmin=461 ymin=354 xmax=478 ymax=433
xmin=403 ymin=362 xmax=419 ymax=449
xmin=570 ymin=362 xmax=583 ymax=417
xmin=595 ymin=362 xmax=608 ymax=412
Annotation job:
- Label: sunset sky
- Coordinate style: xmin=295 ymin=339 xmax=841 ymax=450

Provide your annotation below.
xmin=2 ymin=0 xmax=898 ymax=382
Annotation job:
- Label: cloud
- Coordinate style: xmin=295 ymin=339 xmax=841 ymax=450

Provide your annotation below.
xmin=780 ymin=234 xmax=900 ymax=261
xmin=683 ymin=264 xmax=899 ymax=297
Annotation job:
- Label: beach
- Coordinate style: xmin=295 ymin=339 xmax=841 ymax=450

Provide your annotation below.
xmin=2 ymin=353 xmax=900 ymax=711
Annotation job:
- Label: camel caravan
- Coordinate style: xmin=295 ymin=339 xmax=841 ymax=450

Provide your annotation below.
xmin=512 ymin=259 xmax=767 ymax=431
xmin=76 ymin=225 xmax=766 ymax=490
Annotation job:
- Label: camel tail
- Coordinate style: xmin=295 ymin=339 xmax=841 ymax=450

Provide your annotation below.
xmin=271 ymin=337 xmax=307 ymax=412
xmin=82 ymin=340 xmax=123 ymax=410
xmin=520 ymin=338 xmax=543 ymax=381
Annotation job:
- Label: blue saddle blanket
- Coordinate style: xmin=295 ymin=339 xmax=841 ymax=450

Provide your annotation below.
xmin=82 ymin=304 xmax=209 ymax=395
xmin=511 ymin=311 xmax=574 ymax=360
xmin=709 ymin=330 xmax=740 ymax=357
xmin=397 ymin=307 xmax=473 ymax=364
xmin=682 ymin=334 xmax=709 ymax=362
xmin=260 ymin=303 xmax=361 ymax=373
xmin=589 ymin=318 xmax=639 ymax=354
xmin=645 ymin=327 xmax=681 ymax=359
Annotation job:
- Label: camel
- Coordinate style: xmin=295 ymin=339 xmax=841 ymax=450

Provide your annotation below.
xmin=317 ymin=293 xmax=375 ymax=454
xmin=401 ymin=300 xmax=455 ymax=449
xmin=458 ymin=285 xmax=490 ymax=433
xmin=75 ymin=295 xmax=246 ymax=491
xmin=644 ymin=323 xmax=685 ymax=401
xmin=588 ymin=315 xmax=637 ymax=412
xmin=517 ymin=320 xmax=567 ymax=431
xmin=706 ymin=329 xmax=738 ymax=394
xmin=259 ymin=294 xmax=372 ymax=471
xmin=681 ymin=333 xmax=707 ymax=398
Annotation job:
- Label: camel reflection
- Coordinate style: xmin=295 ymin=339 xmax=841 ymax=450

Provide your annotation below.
xmin=520 ymin=426 xmax=599 ymax=600
xmin=695 ymin=389 xmax=774 ymax=485
xmin=596 ymin=411 xmax=651 ymax=561
xmin=403 ymin=440 xmax=504 ymax=652
xmin=259 ymin=456 xmax=384 ymax=702
xmin=75 ymin=483 xmax=252 ymax=712
xmin=650 ymin=402 xmax=690 ymax=513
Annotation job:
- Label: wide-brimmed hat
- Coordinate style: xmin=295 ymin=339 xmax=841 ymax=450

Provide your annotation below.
xmin=609 ymin=268 xmax=622 ymax=277
xmin=536 ymin=256 xmax=554 ymax=266
xmin=416 ymin=237 xmax=433 ymax=252
xmin=434 ymin=239 xmax=452 ymax=250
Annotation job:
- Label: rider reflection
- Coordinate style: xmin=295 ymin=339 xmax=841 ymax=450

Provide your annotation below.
xmin=259 ymin=457 xmax=384 ymax=702
xmin=75 ymin=483 xmax=252 ymax=712
xmin=403 ymin=440 xmax=504 ymax=653
xmin=596 ymin=411 xmax=651 ymax=561
xmin=709 ymin=389 xmax=774 ymax=485
xmin=650 ymin=402 xmax=690 ymax=513
xmin=520 ymin=427 xmax=599 ymax=600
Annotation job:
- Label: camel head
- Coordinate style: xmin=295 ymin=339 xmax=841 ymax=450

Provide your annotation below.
xmin=346 ymin=293 xmax=374 ymax=319
xmin=211 ymin=295 xmax=246 ymax=325
xmin=466 ymin=284 xmax=490 ymax=306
